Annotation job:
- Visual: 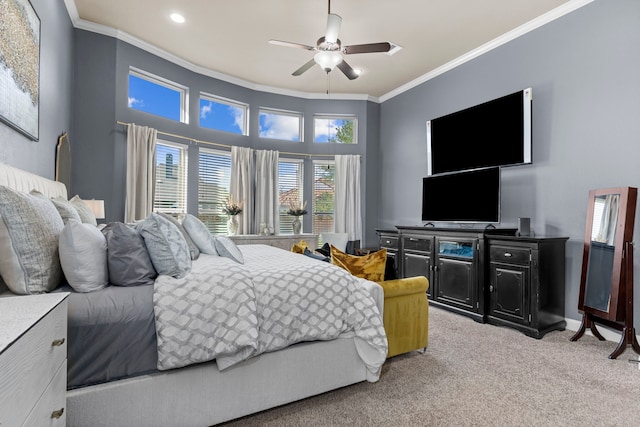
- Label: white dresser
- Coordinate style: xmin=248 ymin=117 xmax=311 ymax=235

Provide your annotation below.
xmin=0 ymin=293 xmax=69 ymax=427
xmin=230 ymin=233 xmax=318 ymax=251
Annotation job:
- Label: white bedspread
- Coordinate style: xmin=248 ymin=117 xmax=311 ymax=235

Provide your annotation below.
xmin=153 ymin=245 xmax=387 ymax=381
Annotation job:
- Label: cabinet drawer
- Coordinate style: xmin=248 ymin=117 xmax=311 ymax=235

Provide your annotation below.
xmin=490 ymin=246 xmax=530 ymax=265
xmin=23 ymin=360 xmax=67 ymax=427
xmin=379 ymin=236 xmax=398 ymax=249
xmin=0 ymin=300 xmax=67 ymax=427
xmin=403 ymin=236 xmax=432 ymax=252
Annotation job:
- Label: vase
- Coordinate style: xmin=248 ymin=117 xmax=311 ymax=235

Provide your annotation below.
xmin=292 ymin=217 xmax=302 ymax=234
xmin=227 ymin=215 xmax=239 ymax=236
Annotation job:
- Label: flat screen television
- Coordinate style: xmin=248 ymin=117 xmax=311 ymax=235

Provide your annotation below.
xmin=422 ymin=167 xmax=500 ymax=223
xmin=426 ymin=88 xmax=532 ymax=175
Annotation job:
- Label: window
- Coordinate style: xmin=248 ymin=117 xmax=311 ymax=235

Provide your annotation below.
xmin=128 ymin=68 xmax=188 ymax=123
xmin=199 ymin=93 xmax=248 ymax=135
xmin=198 ymin=148 xmax=232 ymax=234
xmin=278 ymin=159 xmax=304 ymax=234
xmin=314 ymin=115 xmax=357 ymax=144
xmin=154 ymin=141 xmax=188 ymax=216
xmin=312 ymin=160 xmax=335 ymax=239
xmin=259 ymin=108 xmax=302 ymax=142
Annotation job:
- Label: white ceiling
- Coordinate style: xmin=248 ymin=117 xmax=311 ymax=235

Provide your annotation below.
xmin=67 ymin=0 xmax=590 ymax=101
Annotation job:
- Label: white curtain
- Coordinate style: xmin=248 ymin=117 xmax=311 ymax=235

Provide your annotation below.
xmin=334 ymin=154 xmax=362 ymax=241
xmin=125 ymin=124 xmax=157 ymax=223
xmin=231 ymin=146 xmax=254 ymax=234
xmin=254 ymin=150 xmax=279 ymax=234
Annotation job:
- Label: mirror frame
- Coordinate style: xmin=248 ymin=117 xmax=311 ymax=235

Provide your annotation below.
xmin=55 ymin=132 xmax=71 ymax=190
xmin=577 ymin=187 xmax=637 ymax=321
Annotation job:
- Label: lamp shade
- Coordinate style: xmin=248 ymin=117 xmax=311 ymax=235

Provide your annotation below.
xmin=83 ymin=199 xmax=105 ymax=220
xmin=314 ymin=51 xmax=342 ymax=72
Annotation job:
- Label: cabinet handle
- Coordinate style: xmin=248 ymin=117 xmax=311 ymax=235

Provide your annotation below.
xmin=51 ymin=408 xmax=65 ymax=419
xmin=489 ymin=285 xmax=494 ymax=292
xmin=51 ymin=338 xmax=65 ymax=347
xmin=409 ymin=238 xmax=419 ymax=242
xmin=504 ymin=252 xmax=512 ymax=257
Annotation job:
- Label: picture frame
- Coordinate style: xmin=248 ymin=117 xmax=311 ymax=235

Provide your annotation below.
xmin=0 ymin=0 xmax=41 ymax=141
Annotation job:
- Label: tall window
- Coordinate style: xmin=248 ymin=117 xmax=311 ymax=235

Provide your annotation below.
xmin=199 ymin=93 xmax=248 ymax=135
xmin=154 ymin=141 xmax=188 ymax=216
xmin=312 ymin=160 xmax=335 ymax=238
xmin=198 ymin=148 xmax=231 ymax=234
xmin=259 ymin=108 xmax=302 ymax=142
xmin=314 ymin=115 xmax=357 ymax=144
xmin=278 ymin=159 xmax=304 ymax=234
xmin=128 ymin=68 xmax=188 ymax=123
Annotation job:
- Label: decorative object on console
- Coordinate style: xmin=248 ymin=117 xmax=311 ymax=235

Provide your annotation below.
xmin=222 ymin=196 xmax=243 ymax=236
xmin=287 ymin=199 xmax=307 ymax=234
xmin=571 ymin=187 xmax=639 ymax=359
xmin=0 ymin=0 xmax=41 ymax=140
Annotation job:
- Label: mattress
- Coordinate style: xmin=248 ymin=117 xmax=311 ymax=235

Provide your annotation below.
xmin=57 ymin=284 xmax=158 ymax=389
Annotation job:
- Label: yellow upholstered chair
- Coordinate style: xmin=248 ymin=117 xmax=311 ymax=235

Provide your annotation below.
xmin=377 ymin=276 xmax=429 ymax=358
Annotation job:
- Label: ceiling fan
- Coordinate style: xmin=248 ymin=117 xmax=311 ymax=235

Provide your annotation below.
xmin=268 ymin=0 xmax=393 ymax=80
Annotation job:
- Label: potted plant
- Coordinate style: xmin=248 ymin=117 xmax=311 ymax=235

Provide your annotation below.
xmin=222 ymin=196 xmax=243 ymax=236
xmin=287 ymin=200 xmax=307 ymax=234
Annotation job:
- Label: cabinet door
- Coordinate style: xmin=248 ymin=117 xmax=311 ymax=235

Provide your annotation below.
xmin=403 ymin=253 xmax=432 ymax=297
xmin=489 ymin=263 xmax=530 ymax=325
xmin=436 ymin=257 xmax=476 ymax=311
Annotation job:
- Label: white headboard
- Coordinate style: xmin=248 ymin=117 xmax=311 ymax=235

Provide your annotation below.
xmin=0 ymin=163 xmax=68 ymax=199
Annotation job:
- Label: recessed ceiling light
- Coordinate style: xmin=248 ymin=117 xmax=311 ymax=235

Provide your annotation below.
xmin=170 ymin=13 xmax=185 ymax=24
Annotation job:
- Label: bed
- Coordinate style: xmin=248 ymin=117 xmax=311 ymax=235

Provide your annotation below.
xmin=0 ymin=162 xmax=387 ymax=427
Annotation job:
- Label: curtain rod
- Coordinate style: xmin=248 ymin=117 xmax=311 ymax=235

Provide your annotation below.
xmin=116 ymin=121 xmax=336 ymax=158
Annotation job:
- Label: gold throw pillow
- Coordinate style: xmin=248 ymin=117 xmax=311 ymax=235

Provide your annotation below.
xmin=291 ymin=240 xmax=309 ymax=254
xmin=330 ymin=245 xmax=387 ymax=282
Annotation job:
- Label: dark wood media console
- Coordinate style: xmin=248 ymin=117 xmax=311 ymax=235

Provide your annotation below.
xmin=378 ymin=226 xmax=568 ymax=338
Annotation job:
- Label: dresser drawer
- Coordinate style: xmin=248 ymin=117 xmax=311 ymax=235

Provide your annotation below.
xmin=379 ymin=236 xmax=398 ymax=250
xmin=23 ymin=360 xmax=67 ymax=427
xmin=490 ymin=246 xmax=530 ymax=265
xmin=403 ymin=236 xmax=432 ymax=252
xmin=0 ymin=299 xmax=67 ymax=427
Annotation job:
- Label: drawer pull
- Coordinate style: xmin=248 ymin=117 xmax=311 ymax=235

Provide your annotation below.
xmin=51 ymin=338 xmax=65 ymax=347
xmin=504 ymin=252 xmax=512 ymax=257
xmin=51 ymin=408 xmax=65 ymax=419
xmin=409 ymin=238 xmax=419 ymax=242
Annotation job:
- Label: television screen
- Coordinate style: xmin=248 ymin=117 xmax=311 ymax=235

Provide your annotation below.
xmin=422 ymin=167 xmax=500 ymax=223
xmin=426 ymin=88 xmax=532 ymax=175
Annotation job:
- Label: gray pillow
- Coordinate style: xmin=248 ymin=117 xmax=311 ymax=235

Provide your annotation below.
xmin=137 ymin=212 xmax=191 ymax=278
xmin=102 ymin=222 xmax=157 ymax=286
xmin=0 ymin=186 xmax=64 ymax=294
xmin=51 ymin=197 xmax=82 ymax=224
xmin=69 ymin=195 xmax=98 ymax=226
xmin=158 ymin=212 xmax=200 ymax=260
xmin=182 ymin=214 xmax=218 ymax=255
xmin=59 ymin=220 xmax=109 ymax=293
xmin=214 ymin=236 xmax=244 ymax=264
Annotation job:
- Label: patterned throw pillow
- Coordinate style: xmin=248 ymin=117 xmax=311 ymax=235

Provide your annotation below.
xmin=137 ymin=213 xmax=191 ymax=278
xmin=59 ymin=220 xmax=109 ymax=293
xmin=330 ymin=245 xmax=387 ymax=282
xmin=0 ymin=186 xmax=65 ymax=294
xmin=182 ymin=214 xmax=218 ymax=255
xmin=214 ymin=236 xmax=244 ymax=264
xmin=291 ymin=240 xmax=309 ymax=254
xmin=157 ymin=212 xmax=200 ymax=260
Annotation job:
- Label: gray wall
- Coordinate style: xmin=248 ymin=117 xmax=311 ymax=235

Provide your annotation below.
xmin=0 ymin=0 xmax=73 ymax=178
xmin=379 ymin=0 xmax=640 ymax=327
xmin=72 ymin=32 xmax=380 ymax=246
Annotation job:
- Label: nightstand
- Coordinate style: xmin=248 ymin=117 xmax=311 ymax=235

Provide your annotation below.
xmin=0 ymin=293 xmax=69 ymax=427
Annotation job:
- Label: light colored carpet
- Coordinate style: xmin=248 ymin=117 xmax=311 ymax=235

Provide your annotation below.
xmin=220 ymin=307 xmax=640 ymax=426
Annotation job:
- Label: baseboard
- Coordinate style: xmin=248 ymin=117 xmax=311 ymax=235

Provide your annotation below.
xmin=564 ymin=317 xmax=640 ymax=344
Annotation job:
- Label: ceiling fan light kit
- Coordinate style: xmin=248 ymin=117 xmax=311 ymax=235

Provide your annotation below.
xmin=269 ymin=0 xmax=393 ymax=80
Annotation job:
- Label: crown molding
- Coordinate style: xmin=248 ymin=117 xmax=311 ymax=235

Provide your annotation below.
xmin=65 ymin=0 xmax=593 ymax=104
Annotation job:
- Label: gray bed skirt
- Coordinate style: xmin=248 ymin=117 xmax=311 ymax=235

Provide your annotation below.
xmin=67 ymin=336 xmax=369 ymax=427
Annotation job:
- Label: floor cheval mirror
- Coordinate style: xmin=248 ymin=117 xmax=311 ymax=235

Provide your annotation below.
xmin=570 ymin=187 xmax=640 ymax=359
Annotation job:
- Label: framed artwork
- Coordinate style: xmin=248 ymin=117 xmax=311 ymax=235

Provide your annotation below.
xmin=0 ymin=0 xmax=40 ymax=141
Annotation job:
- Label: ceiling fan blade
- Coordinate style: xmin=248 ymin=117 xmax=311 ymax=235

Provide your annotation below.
xmin=269 ymin=39 xmax=316 ymax=51
xmin=343 ymin=42 xmax=392 ymax=55
xmin=325 ymin=13 xmax=342 ymax=44
xmin=337 ymin=60 xmax=359 ymax=80
xmin=292 ymin=59 xmax=317 ymax=76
